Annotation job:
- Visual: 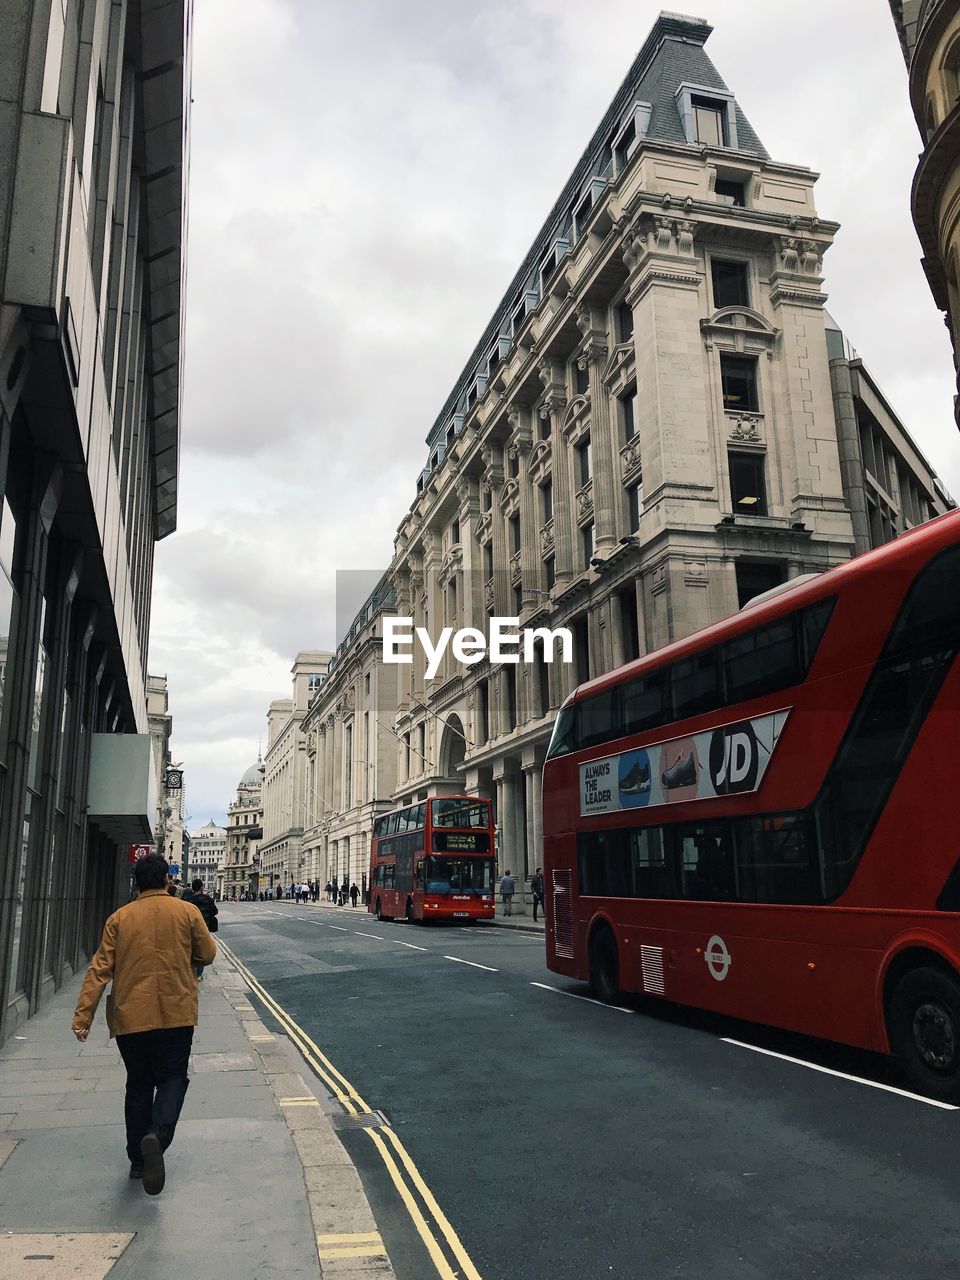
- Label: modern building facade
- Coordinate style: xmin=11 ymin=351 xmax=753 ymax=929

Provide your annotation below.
xmin=295 ymin=11 xmax=952 ymax=915
xmin=826 ymin=314 xmax=954 ymax=553
xmin=0 ymin=1 xmax=189 ymax=1041
xmin=185 ymin=819 xmax=225 ymax=892
xmin=217 ymin=762 xmax=263 ymax=899
xmin=260 ymin=652 xmax=332 ymax=891
xmin=891 ymin=0 xmax=960 ymax=425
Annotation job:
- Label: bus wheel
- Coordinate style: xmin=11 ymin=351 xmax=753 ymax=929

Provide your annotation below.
xmin=889 ymin=966 xmax=960 ymax=1102
xmin=375 ymin=898 xmax=384 ymax=921
xmin=588 ymin=924 xmax=620 ymax=1004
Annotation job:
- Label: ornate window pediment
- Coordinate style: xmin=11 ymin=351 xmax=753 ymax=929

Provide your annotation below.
xmin=561 ymin=393 xmax=590 ymax=437
xmin=499 ymin=478 xmax=520 ymax=513
xmin=529 ymin=439 xmax=552 ymax=484
xmin=701 ymin=306 xmax=779 ymax=355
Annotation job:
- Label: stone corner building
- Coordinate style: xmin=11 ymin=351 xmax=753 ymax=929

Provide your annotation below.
xmin=305 ymin=11 xmax=951 ymax=907
xmin=0 ymin=2 xmax=190 ymax=1042
xmin=890 ymin=0 xmax=960 ymax=426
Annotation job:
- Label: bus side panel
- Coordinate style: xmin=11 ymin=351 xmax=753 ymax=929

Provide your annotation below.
xmin=616 ymin=905 xmax=883 ymax=1051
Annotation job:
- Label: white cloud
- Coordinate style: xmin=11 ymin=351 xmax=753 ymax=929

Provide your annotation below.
xmin=152 ymin=0 xmax=960 ymax=822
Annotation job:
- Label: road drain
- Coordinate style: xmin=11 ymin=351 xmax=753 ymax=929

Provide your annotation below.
xmin=331 ymin=1109 xmax=390 ymax=1131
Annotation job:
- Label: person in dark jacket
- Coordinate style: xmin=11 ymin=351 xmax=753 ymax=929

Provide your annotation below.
xmin=340 ymin=878 xmax=349 ymax=906
xmin=349 ymin=882 xmax=360 ymax=908
xmin=180 ymin=879 xmax=218 ymax=978
xmin=530 ymin=868 xmax=545 ymax=923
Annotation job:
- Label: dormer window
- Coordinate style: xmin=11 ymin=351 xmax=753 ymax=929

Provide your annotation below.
xmin=675 ymin=83 xmax=739 ymax=150
xmin=692 ymin=96 xmax=726 ymax=146
xmin=615 ymin=119 xmax=636 ymax=172
xmin=612 ymin=101 xmax=652 ymax=175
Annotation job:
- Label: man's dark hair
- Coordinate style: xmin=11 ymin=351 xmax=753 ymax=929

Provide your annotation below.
xmin=134 ymin=855 xmax=169 ymax=891
xmin=191 ymin=879 xmax=203 ymax=892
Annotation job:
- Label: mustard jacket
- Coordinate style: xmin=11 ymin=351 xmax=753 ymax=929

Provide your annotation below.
xmin=72 ymin=888 xmax=217 ymax=1037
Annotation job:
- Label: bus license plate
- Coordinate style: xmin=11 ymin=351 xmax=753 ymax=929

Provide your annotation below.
xmin=453 ymin=911 xmax=469 ymax=918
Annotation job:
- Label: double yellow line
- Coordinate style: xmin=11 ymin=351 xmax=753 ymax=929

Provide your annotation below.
xmin=218 ymin=940 xmax=482 ymax=1280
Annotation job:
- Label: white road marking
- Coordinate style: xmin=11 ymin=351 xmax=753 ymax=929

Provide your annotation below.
xmin=443 ymin=956 xmax=498 ymax=972
xmin=530 ymin=981 xmax=634 ymax=1013
xmin=721 ymin=1038 xmax=959 ymax=1110
xmin=395 ymin=941 xmax=428 ymax=951
xmin=327 ymin=925 xmax=348 ymax=932
xmin=356 ymin=931 xmax=388 ymax=941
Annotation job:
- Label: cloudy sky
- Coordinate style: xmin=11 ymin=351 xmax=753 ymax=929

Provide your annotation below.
xmin=148 ymin=0 xmax=960 ymax=826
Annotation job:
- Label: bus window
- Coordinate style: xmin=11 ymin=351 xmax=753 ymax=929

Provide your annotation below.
xmin=737 ymin=814 xmax=818 ymax=904
xmin=722 ymin=617 xmax=800 ymax=704
xmin=414 ymin=803 xmax=427 ymax=829
xmin=546 ymin=703 xmax=579 ymax=759
xmin=387 ymin=812 xmax=401 ymax=836
xmin=415 ymin=860 xmax=424 ymax=888
xmin=629 ymin=827 xmax=672 ymax=898
xmin=679 ymin=824 xmax=735 ymax=901
xmin=580 ymin=689 xmax=620 ymax=748
xmin=671 ymin=649 xmax=721 ymax=721
xmin=622 ymin=670 xmax=668 ymax=735
xmin=577 ymin=830 xmax=632 ymax=898
xmin=433 ymin=801 xmax=488 ymax=829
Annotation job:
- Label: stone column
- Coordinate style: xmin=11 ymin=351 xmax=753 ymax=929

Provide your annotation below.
xmin=484 ymin=445 xmax=508 ymax=616
xmin=576 ymin=306 xmax=615 ymax=552
xmin=538 ymin=361 xmax=571 ymax=582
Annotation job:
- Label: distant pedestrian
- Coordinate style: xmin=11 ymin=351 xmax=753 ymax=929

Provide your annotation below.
xmin=499 ymin=870 xmax=515 ymax=916
xmin=340 ymin=878 xmax=349 ymax=906
xmin=166 ymin=883 xmax=179 ymax=897
xmin=530 ymin=867 xmax=545 ymax=923
xmin=72 ymin=855 xmax=216 ymax=1196
xmin=181 ymin=879 xmax=218 ymax=978
xmin=275 ymin=884 xmax=282 ymax=900
xmin=349 ymin=882 xmax=360 ymax=908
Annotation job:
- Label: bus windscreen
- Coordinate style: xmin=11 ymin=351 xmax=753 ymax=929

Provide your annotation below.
xmin=423 ymin=857 xmax=493 ymax=895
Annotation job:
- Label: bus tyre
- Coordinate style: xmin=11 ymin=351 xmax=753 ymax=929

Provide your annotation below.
xmin=589 ymin=925 xmax=620 ymax=1004
xmin=889 ymin=966 xmax=960 ymax=1102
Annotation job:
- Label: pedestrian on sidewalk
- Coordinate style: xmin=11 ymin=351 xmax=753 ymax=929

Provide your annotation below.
xmin=531 ymin=867 xmax=545 ymax=923
xmin=340 ymin=877 xmax=349 ymax=907
xmin=71 ymin=854 xmax=216 ymax=1197
xmin=499 ymin=870 xmax=515 ymax=916
xmin=349 ymin=882 xmax=360 ymax=908
xmin=181 ymin=878 xmax=218 ymax=978
xmin=275 ymin=884 xmax=283 ymax=901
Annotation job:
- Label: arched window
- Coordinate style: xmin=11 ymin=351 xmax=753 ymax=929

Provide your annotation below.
xmin=942 ymin=29 xmax=960 ymax=107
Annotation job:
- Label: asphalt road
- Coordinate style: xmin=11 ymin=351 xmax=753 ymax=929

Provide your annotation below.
xmin=218 ymin=902 xmax=960 ymax=1280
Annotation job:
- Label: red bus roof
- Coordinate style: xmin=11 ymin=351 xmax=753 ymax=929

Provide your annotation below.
xmin=568 ymin=508 xmax=960 ymax=705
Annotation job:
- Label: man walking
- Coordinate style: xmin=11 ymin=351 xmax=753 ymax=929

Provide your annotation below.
xmin=340 ymin=877 xmax=349 ymax=907
xmin=71 ymin=855 xmax=216 ymax=1196
xmin=530 ymin=867 xmax=545 ymax=923
xmin=181 ymin=878 xmax=218 ymax=977
xmin=349 ymin=882 xmax=360 ymax=908
xmin=499 ymin=869 xmax=515 ymax=916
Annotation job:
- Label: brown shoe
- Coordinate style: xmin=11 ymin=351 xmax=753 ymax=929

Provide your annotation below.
xmin=140 ymin=1132 xmax=165 ymax=1195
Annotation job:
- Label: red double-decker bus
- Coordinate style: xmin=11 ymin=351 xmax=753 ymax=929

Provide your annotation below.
xmin=542 ymin=510 xmax=960 ymax=1100
xmin=369 ymin=795 xmax=496 ymax=924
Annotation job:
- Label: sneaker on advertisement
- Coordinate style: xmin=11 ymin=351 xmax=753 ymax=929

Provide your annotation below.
xmin=620 ymin=760 xmax=650 ymax=793
xmin=661 ymin=751 xmax=697 ymax=790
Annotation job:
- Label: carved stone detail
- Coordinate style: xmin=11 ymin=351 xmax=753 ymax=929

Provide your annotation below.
xmin=539 ymin=520 xmax=555 ymax=555
xmin=575 ymin=481 xmax=594 ymax=522
xmin=728 ymin=413 xmax=762 ymax=443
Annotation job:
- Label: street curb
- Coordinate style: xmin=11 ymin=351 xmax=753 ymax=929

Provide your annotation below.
xmin=492 ymin=923 xmax=546 ymax=936
xmin=214 ymin=962 xmax=396 ymax=1278
xmin=260 ymin=898 xmax=548 ymax=936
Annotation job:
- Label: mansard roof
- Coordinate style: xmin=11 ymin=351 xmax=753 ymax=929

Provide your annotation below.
xmin=422 ymin=11 xmax=767 ymax=456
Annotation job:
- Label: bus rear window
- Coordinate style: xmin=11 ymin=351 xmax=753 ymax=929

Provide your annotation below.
xmin=546 ymin=703 xmax=579 ymax=759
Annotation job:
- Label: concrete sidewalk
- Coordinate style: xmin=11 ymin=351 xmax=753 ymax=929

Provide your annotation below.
xmin=0 ymin=958 xmax=394 ymax=1280
xmin=269 ymin=895 xmax=547 ymax=936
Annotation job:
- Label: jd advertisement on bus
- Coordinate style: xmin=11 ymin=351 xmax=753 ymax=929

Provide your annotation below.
xmin=579 ymin=709 xmax=790 ymax=817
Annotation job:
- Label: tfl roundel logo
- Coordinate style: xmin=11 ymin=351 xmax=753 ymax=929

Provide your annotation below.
xmin=708 ymin=722 xmax=759 ymax=795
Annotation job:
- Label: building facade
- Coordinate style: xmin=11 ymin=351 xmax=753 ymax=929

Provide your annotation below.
xmin=891 ymin=0 xmax=960 ymax=425
xmin=260 ymin=652 xmax=332 ymax=891
xmin=301 ymin=578 xmax=399 ymax=894
xmin=0 ymin=1 xmax=189 ymax=1041
xmin=826 ymin=315 xmax=954 ymax=553
xmin=185 ymin=819 xmax=225 ymax=892
xmin=217 ymin=763 xmax=264 ymax=899
xmin=298 ymin=12 xmax=952 ymax=915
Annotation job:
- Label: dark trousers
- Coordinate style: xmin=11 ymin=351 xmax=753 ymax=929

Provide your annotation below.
xmin=533 ymin=893 xmax=544 ymax=922
xmin=116 ymin=1025 xmax=194 ymax=1163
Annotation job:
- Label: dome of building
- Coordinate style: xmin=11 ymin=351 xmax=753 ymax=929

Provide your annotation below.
xmin=238 ymin=761 xmax=264 ymax=788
